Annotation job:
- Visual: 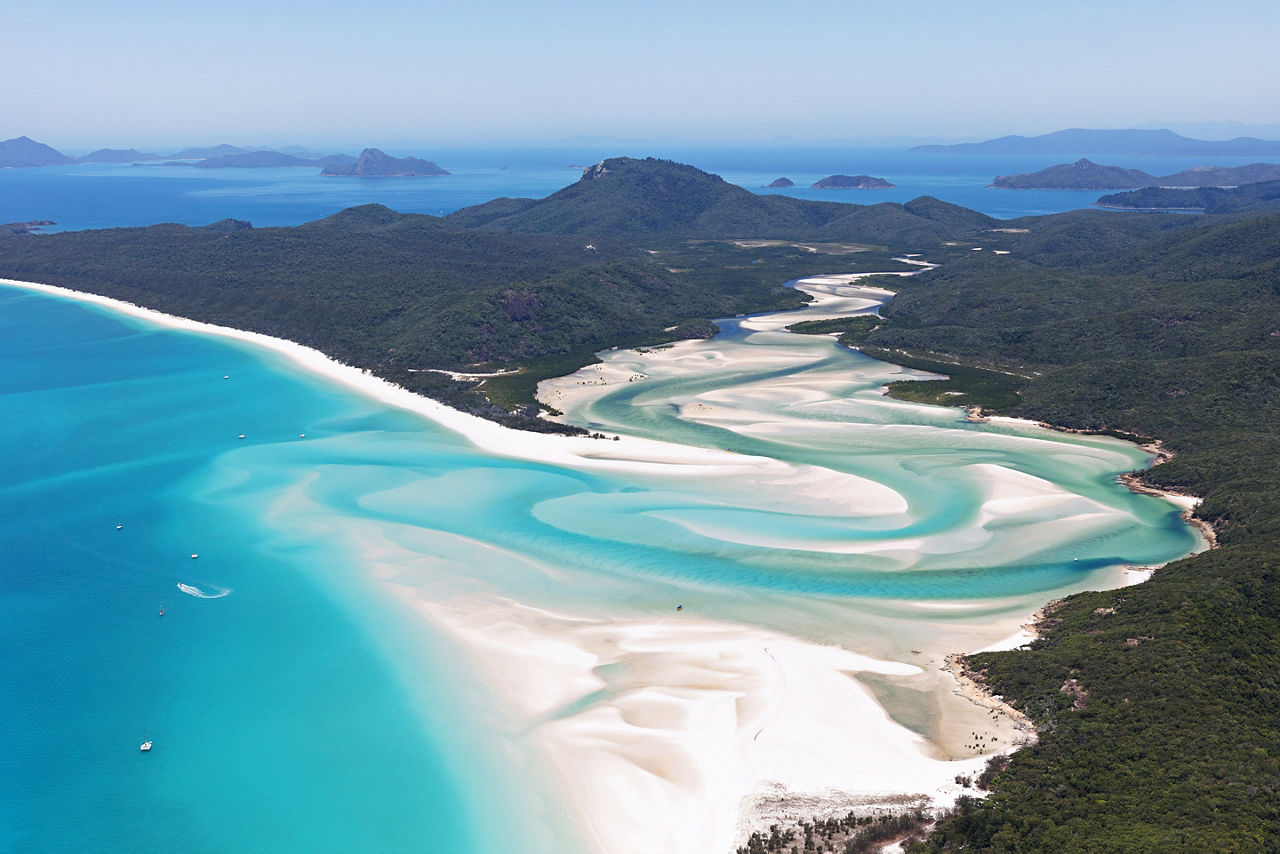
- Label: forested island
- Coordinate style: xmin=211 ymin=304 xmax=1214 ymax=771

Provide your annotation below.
xmin=1 ymin=156 xmax=1278 ymax=850
xmin=320 ymin=148 xmax=449 ymax=176
xmin=811 ymin=174 xmax=895 ymax=189
xmin=1097 ymin=179 xmax=1280 ymax=212
xmin=992 ymin=158 xmax=1280 ymax=190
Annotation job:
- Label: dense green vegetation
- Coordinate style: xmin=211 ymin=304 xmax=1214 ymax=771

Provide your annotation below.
xmin=0 ymin=160 xmax=976 ymax=426
xmin=862 ymin=346 xmax=1030 ymax=411
xmin=0 ymin=204 xmax=762 ymax=429
xmin=1098 ymin=179 xmax=1280 ymax=213
xmin=991 ymin=158 xmax=1156 ymax=190
xmin=738 ymin=810 xmax=937 ymax=853
xmin=448 ymin=157 xmax=995 ymax=247
xmin=992 ymin=160 xmax=1280 ymax=192
xmin=849 ymin=212 xmax=1280 ymax=852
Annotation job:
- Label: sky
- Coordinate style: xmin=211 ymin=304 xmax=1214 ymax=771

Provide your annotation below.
xmin=7 ymin=0 xmax=1279 ymax=149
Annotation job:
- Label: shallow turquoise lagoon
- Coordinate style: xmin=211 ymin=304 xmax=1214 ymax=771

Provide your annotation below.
xmin=0 ymin=287 xmax=568 ymax=853
xmin=0 ymin=281 xmax=1199 ymax=852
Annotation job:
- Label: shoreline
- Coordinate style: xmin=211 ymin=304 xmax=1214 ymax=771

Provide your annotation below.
xmin=6 ymin=275 xmax=1025 ymax=852
xmin=5 ymin=275 xmax=1202 ymax=853
xmin=532 ymin=273 xmax=1207 ymax=846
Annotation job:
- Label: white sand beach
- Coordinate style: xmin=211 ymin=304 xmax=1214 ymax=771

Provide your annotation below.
xmin=3 ymin=275 xmax=1199 ymax=853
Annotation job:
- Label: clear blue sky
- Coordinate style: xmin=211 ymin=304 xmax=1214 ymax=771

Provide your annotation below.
xmin=8 ymin=0 xmax=1278 ymax=148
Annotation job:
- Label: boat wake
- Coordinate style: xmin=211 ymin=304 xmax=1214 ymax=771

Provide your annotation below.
xmin=177 ymin=582 xmax=233 ymax=599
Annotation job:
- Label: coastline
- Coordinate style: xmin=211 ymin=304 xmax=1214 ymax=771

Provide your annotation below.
xmin=4 ymin=275 xmax=1027 ymax=852
xmin=4 ymin=275 xmax=1203 ymax=853
xmin=532 ymin=274 xmax=1206 ymax=846
xmin=984 ymin=415 xmax=1216 ymax=553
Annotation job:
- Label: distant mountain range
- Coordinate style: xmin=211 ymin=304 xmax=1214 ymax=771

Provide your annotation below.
xmin=991 ymin=158 xmax=1280 ymax=190
xmin=913 ymin=128 xmax=1280 ymax=156
xmin=0 ymin=136 xmax=441 ymax=173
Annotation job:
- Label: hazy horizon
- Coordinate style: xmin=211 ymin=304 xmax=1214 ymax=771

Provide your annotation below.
xmin=9 ymin=1 xmax=1277 ymax=151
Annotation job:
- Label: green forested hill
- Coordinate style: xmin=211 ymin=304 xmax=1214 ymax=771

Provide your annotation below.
xmin=1098 ymin=180 xmax=1280 ymax=214
xmin=852 ymin=213 xmax=1280 ymax=852
xmin=448 ymin=156 xmax=995 ymax=246
xmin=0 ymin=193 xmax=912 ymax=428
xmin=990 ymin=157 xmax=1156 ymax=189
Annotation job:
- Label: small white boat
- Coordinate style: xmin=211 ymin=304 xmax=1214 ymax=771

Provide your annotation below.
xmin=140 ymin=740 xmax=152 ymax=752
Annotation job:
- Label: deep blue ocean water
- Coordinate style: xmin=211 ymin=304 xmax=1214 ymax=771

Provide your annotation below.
xmin=3 ymin=145 xmax=1274 ymax=231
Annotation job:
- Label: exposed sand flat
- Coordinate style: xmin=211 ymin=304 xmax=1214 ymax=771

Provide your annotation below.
xmin=410 ymin=594 xmax=1008 ymax=854
xmin=6 ymin=275 xmax=1199 ymax=854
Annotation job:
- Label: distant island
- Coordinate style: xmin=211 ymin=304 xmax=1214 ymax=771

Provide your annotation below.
xmin=1096 ymin=179 xmax=1280 ymax=213
xmin=79 ymin=148 xmax=163 ymax=163
xmin=992 ymin=158 xmax=1280 ymax=190
xmin=321 ymin=148 xmax=449 ymax=177
xmin=169 ymin=144 xmax=253 ymax=160
xmin=765 ymin=177 xmax=794 ymax=188
xmin=912 ymin=127 xmax=1280 ymax=156
xmin=991 ymin=158 xmax=1156 ymax=190
xmin=811 ymin=174 xmax=894 ymax=189
xmin=0 ymin=136 xmax=440 ymax=173
xmin=0 ymin=136 xmax=76 ymax=167
xmin=194 ymin=151 xmax=357 ymax=169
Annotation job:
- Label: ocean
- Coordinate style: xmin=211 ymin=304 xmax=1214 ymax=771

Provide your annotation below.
xmin=0 ymin=150 xmax=1208 ymax=851
xmin=3 ymin=145 xmax=1273 ymax=231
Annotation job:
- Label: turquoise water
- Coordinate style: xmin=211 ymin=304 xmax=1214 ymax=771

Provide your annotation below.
xmin=0 ymin=288 xmax=567 ymax=853
xmin=0 ymin=279 xmax=1200 ymax=851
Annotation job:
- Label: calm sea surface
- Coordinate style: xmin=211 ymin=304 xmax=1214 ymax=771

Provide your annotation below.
xmin=3 ymin=145 xmax=1271 ymax=230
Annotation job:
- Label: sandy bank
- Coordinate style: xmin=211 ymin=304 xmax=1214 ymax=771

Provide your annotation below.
xmin=7 ymin=276 xmax=1030 ymax=852
xmin=405 ymin=593 xmax=1020 ymax=854
xmin=6 ymin=274 xmax=1203 ymax=854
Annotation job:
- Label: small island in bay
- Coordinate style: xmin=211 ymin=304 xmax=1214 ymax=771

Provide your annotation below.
xmin=765 ymin=177 xmax=794 ymax=188
xmin=811 ymin=174 xmax=894 ymax=189
xmin=321 ymin=148 xmax=449 ymax=177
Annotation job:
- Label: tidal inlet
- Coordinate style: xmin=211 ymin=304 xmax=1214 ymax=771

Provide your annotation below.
xmin=0 ymin=274 xmax=1199 ymax=854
